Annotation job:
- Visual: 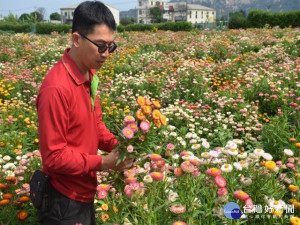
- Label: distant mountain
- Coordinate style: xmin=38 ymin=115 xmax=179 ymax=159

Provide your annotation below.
xmin=171 ymin=0 xmax=300 ymax=18
xmin=121 ymin=0 xmax=300 ymax=19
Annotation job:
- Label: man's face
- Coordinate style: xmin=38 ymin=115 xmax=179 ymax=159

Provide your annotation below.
xmin=78 ymin=24 xmax=115 ymax=70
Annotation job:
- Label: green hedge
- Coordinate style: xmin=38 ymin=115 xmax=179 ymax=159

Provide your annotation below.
xmin=36 ymin=23 xmax=71 ymax=34
xmin=247 ymin=9 xmax=300 ymax=28
xmin=0 ymin=23 xmax=30 ymax=33
xmin=117 ymin=21 xmax=193 ymax=32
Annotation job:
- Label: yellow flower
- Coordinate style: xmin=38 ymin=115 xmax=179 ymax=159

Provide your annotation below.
xmin=265 ymin=161 xmax=276 ymax=170
xmin=290 ymin=216 xmax=300 ymax=225
xmin=101 ymin=204 xmax=109 ymax=211
xmin=289 ymin=185 xmax=299 ymax=193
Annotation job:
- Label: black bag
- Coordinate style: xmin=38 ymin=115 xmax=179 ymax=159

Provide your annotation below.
xmin=30 ymin=170 xmax=50 ymax=209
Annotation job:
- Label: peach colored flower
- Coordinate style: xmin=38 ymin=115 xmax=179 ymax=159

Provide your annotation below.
xmin=206 ymin=168 xmax=222 ymax=177
xmin=181 ymin=161 xmax=195 ymax=173
xmin=150 ymin=172 xmax=164 ymax=181
xmin=234 ymin=190 xmax=249 ymax=201
xmin=170 ymin=204 xmax=186 ymax=214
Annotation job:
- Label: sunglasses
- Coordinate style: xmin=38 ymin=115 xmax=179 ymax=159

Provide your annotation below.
xmin=79 ymin=33 xmax=117 ymax=54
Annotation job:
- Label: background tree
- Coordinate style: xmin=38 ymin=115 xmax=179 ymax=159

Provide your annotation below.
xmin=150 ymin=7 xmax=163 ymax=23
xmin=30 ymin=11 xmax=43 ymax=22
xmin=50 ymin=12 xmax=61 ymax=21
xmin=19 ymin=13 xmax=30 ymax=22
xmin=36 ymin=7 xmax=46 ymax=21
xmin=3 ymin=12 xmax=19 ymax=23
xmin=120 ymin=18 xmax=136 ymax=26
xmin=228 ymin=10 xmax=247 ymax=29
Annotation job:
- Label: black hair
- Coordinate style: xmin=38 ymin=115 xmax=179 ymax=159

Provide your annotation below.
xmin=72 ymin=1 xmax=116 ymax=35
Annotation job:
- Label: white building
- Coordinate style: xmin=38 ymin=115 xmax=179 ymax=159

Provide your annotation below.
xmin=168 ymin=2 xmax=216 ymax=24
xmin=60 ymin=2 xmax=120 ymax=25
xmin=137 ymin=0 xmax=216 ymax=25
xmin=137 ymin=0 xmax=168 ymax=24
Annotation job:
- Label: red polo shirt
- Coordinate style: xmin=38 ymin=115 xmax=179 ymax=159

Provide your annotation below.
xmin=36 ymin=48 xmax=118 ymax=202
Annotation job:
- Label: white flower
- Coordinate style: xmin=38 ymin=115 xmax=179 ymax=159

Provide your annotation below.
xmin=201 ymin=152 xmax=210 ymax=158
xmin=228 ymin=149 xmax=239 ymax=156
xmin=226 ymin=141 xmax=237 ymax=150
xmin=202 ymin=141 xmax=210 ymax=149
xmin=283 ymin=149 xmax=294 ymax=156
xmin=240 ymin=177 xmax=252 ymax=186
xmin=233 ymin=162 xmax=242 ymax=171
xmin=269 ymin=200 xmax=284 ymax=211
xmin=168 ymin=190 xmax=179 ymax=202
xmin=262 ymin=153 xmax=273 ymax=161
xmin=191 ymin=143 xmax=201 ymax=150
xmin=239 ymin=160 xmax=249 ymax=169
xmin=182 ymin=152 xmax=195 ymax=161
xmin=233 ymin=139 xmax=243 ymax=145
xmin=254 ymin=148 xmax=264 ymax=157
xmin=0 ymin=159 xmax=5 ymax=164
xmin=172 ymin=154 xmax=180 ymax=160
xmin=237 ymin=152 xmax=248 ymax=159
xmin=3 ymin=155 xmax=11 ymax=161
xmin=221 ymin=164 xmax=233 ymax=173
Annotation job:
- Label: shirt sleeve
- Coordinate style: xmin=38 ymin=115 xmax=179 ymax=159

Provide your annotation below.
xmin=36 ymin=86 xmax=102 ymax=175
xmin=94 ymin=96 xmax=119 ymax=152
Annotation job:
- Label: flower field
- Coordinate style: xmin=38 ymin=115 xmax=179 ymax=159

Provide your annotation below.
xmin=0 ymin=27 xmax=300 ymax=225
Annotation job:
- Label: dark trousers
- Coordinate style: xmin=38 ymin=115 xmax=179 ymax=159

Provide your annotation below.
xmin=37 ymin=183 xmax=96 ymax=225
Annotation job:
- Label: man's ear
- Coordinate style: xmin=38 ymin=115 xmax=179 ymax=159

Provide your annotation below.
xmin=72 ymin=32 xmax=81 ymax=47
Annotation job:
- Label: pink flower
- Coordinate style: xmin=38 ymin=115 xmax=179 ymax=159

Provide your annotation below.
xmin=181 ymin=161 xmax=195 ymax=173
xmin=97 ymin=190 xmax=108 ymax=199
xmin=206 ymin=168 xmax=221 ymax=177
xmin=140 ymin=121 xmax=150 ymax=133
xmin=122 ymin=127 xmax=134 ymax=139
xmin=217 ymin=187 xmax=228 ymax=196
xmin=124 ymin=115 xmax=135 ymax=124
xmin=174 ymin=168 xmax=184 ymax=177
xmin=234 ymin=190 xmax=249 ymax=201
xmin=127 ymin=123 xmax=138 ymax=133
xmin=245 ymin=197 xmax=254 ymax=210
xmin=124 ymin=182 xmax=145 ymax=198
xmin=150 ymin=172 xmax=164 ymax=181
xmin=166 ymin=143 xmax=175 ymax=150
xmin=173 ymin=222 xmax=187 ymax=225
xmin=190 ymin=158 xmax=201 ymax=166
xmin=124 ymin=169 xmax=136 ymax=177
xmin=127 ymin=145 xmax=134 ymax=153
xmin=149 ymin=154 xmax=162 ymax=161
xmin=97 ymin=184 xmax=110 ymax=191
xmin=214 ymin=175 xmax=226 ymax=188
xmin=124 ymin=177 xmax=137 ymax=184
xmin=170 ymin=204 xmax=186 ymax=214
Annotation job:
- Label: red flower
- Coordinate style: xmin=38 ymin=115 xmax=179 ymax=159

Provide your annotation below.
xmin=214 ymin=175 xmax=226 ymax=188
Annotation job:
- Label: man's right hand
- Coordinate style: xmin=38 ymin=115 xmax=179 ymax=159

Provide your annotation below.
xmin=101 ymin=151 xmax=135 ymax=172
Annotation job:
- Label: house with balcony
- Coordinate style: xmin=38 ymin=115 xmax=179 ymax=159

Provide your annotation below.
xmin=60 ymin=2 xmax=120 ymax=25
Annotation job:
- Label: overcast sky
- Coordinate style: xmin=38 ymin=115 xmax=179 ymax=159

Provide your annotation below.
xmin=0 ymin=0 xmax=138 ymax=19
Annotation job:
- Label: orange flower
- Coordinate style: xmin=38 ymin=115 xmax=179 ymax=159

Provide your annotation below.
xmin=113 ymin=206 xmax=118 ymax=213
xmin=2 ymin=193 xmax=13 ymax=200
xmin=0 ymin=183 xmax=8 ymax=189
xmin=19 ymin=196 xmax=30 ymax=203
xmin=136 ymin=109 xmax=146 ymax=121
xmin=16 ymin=211 xmax=28 ymax=221
xmin=152 ymin=109 xmax=161 ymax=120
xmin=159 ymin=114 xmax=167 ymax=126
xmin=5 ymin=176 xmax=16 ymax=184
xmin=142 ymin=105 xmax=152 ymax=115
xmin=101 ymin=214 xmax=109 ymax=222
xmin=137 ymin=96 xmax=145 ymax=106
xmin=289 ymin=185 xmax=299 ymax=192
xmin=154 ymin=119 xmax=162 ymax=128
xmin=0 ymin=199 xmax=10 ymax=206
xmin=152 ymin=100 xmax=161 ymax=108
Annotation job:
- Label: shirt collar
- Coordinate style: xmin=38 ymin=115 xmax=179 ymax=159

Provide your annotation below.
xmin=62 ymin=48 xmax=96 ymax=85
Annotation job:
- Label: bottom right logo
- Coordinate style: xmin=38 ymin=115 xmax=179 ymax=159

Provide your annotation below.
xmin=223 ymin=202 xmax=242 ymax=219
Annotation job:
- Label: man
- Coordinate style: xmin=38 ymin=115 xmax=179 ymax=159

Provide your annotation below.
xmin=36 ymin=1 xmax=133 ymax=224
